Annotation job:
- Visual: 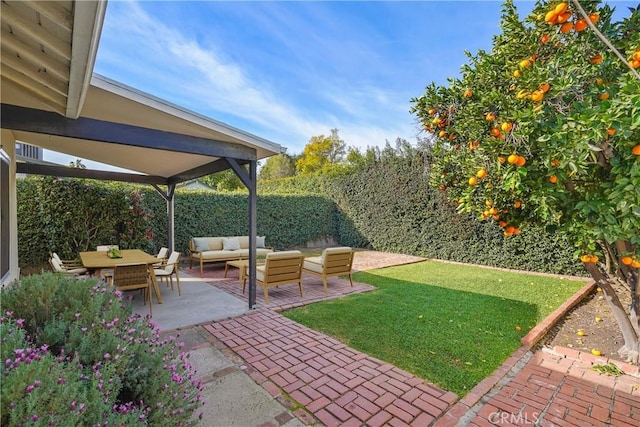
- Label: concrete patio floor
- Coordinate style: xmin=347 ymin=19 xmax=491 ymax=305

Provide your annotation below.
xmin=130 ymin=251 xmax=639 ymax=426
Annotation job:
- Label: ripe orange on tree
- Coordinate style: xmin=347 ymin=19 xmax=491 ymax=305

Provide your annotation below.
xmin=476 ymin=169 xmax=487 ymax=179
xmin=549 ymin=175 xmax=558 ymax=184
xmin=621 ymin=256 xmax=633 ymax=266
xmin=588 ymin=13 xmax=599 ymax=24
xmin=590 ymin=54 xmax=603 ymax=64
xmin=557 ymin=11 xmax=572 ymax=24
xmin=599 ymin=93 xmax=610 ymax=101
xmin=539 ymin=82 xmax=550 ymax=92
xmin=540 ymin=33 xmax=550 ymax=43
xmin=560 ymin=22 xmax=573 ymax=33
xmin=513 ymin=69 xmax=521 ymax=78
xmin=574 ymin=19 xmax=588 ymax=32
xmin=464 ymin=89 xmax=473 ymax=98
xmin=501 ymin=122 xmax=513 ymax=132
xmin=545 ymin=10 xmax=559 ymax=24
xmin=632 ymin=145 xmax=640 ymax=155
xmin=514 ymin=200 xmax=522 ymax=208
xmin=530 ymin=90 xmax=544 ymax=102
xmin=607 ymin=127 xmax=616 ymax=136
xmin=468 ymin=176 xmax=478 ymax=186
xmin=507 ymin=154 xmax=519 ymax=164
xmin=519 ymin=59 xmax=532 ymax=68
xmin=515 ymin=156 xmax=526 ymax=167
xmin=632 ymin=260 xmax=640 ymax=269
xmin=554 ymin=2 xmax=568 ymax=15
xmin=485 ymin=112 xmax=496 ymax=121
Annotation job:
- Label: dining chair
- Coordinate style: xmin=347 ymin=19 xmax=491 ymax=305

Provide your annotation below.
xmin=153 ymin=247 xmax=169 ymax=267
xmin=49 ymin=256 xmax=88 ymax=276
xmin=153 ymin=251 xmax=181 ymax=295
xmin=51 ymin=252 xmax=83 ymax=268
xmin=110 ymin=263 xmax=152 ymax=315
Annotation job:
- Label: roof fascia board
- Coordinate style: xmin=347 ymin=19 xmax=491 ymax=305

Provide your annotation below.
xmin=91 ymin=74 xmax=283 ymax=154
xmin=17 ymin=162 xmax=167 ymax=185
xmin=67 ymin=0 xmax=107 ymax=119
xmin=2 ymin=103 xmax=257 ymax=160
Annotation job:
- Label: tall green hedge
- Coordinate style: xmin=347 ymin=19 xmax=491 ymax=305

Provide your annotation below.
xmin=260 ymin=153 xmax=584 ymax=276
xmin=140 ymin=190 xmax=337 ymax=254
xmin=17 ymin=155 xmax=584 ymax=276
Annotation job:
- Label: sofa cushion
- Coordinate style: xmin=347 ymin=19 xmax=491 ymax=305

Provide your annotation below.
xmin=192 ymin=237 xmax=210 ymax=252
xmin=234 ymin=236 xmax=249 ymax=249
xmin=206 ymin=237 xmax=224 ymax=251
xmin=256 ymin=248 xmax=273 ymax=256
xmin=256 ymin=236 xmax=266 ymax=248
xmin=303 ymin=259 xmax=324 ymax=273
xmin=267 ymin=250 xmax=302 ymax=259
xmin=199 ymin=250 xmax=242 ymax=261
xmin=256 ymin=265 xmax=266 ymax=282
xmin=222 ymin=237 xmax=241 ymax=251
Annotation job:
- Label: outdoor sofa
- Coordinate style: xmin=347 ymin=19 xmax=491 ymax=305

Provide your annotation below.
xmin=189 ymin=236 xmax=273 ymax=275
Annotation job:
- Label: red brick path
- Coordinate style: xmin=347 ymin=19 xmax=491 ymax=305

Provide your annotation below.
xmin=202 ymin=309 xmax=458 ymax=426
xmin=191 ymin=252 xmax=640 ymax=426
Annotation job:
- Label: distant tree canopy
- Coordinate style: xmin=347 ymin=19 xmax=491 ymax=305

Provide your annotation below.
xmin=295 ymin=128 xmax=347 ymax=175
xmin=199 ymin=169 xmax=244 ymax=192
xmin=259 ymin=153 xmax=296 ymax=180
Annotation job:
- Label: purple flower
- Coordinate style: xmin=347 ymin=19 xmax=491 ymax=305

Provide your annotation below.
xmin=5 ymin=311 xmax=13 ymax=318
xmin=74 ymin=313 xmax=81 ymax=319
xmin=32 ymin=415 xmax=39 ymax=422
xmin=104 ymin=353 xmax=111 ymax=360
xmin=34 ymin=380 xmax=41 ymax=388
xmin=25 ymin=385 xmax=34 ymax=393
xmin=16 ymin=319 xmax=24 ymax=327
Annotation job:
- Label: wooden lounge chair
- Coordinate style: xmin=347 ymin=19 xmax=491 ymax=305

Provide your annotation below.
xmin=251 ymin=251 xmax=304 ymax=304
xmin=302 ymin=247 xmax=354 ymax=293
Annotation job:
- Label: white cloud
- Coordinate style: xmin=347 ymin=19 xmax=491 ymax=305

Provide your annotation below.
xmin=95 ymin=1 xmax=416 ymax=156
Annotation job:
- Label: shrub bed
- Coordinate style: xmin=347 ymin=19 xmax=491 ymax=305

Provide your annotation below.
xmin=1 ymin=273 xmax=203 ymax=426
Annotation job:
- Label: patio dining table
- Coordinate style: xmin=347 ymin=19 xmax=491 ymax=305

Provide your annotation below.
xmin=79 ymin=249 xmax=163 ymax=304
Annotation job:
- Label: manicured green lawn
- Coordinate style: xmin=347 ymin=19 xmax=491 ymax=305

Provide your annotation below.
xmin=283 ymin=260 xmax=585 ymax=396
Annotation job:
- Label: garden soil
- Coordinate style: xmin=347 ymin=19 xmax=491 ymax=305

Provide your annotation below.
xmin=542 ymin=284 xmax=628 ymax=361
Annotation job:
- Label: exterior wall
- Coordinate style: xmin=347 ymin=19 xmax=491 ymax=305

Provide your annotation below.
xmin=1 ymin=129 xmax=19 ymax=286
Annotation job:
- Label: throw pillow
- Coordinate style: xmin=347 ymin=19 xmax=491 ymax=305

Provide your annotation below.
xmin=193 ymin=238 xmax=210 ymax=252
xmin=222 ymin=237 xmax=241 ymax=251
xmin=256 ymin=236 xmax=266 ymax=248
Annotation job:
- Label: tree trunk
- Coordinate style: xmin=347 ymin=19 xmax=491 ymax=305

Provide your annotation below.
xmin=585 ymin=262 xmax=640 ymax=363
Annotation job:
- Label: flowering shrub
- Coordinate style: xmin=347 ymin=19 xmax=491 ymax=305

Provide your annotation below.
xmin=1 ymin=273 xmax=203 ymax=426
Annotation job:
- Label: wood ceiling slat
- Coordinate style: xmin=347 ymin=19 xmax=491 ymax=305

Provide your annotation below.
xmin=1 ymin=70 xmax=66 ymax=114
xmin=1 ymin=2 xmax=71 ymax=61
xmin=1 ymin=50 xmax=68 ymax=96
xmin=1 ymin=28 xmax=69 ymax=81
xmin=26 ymin=1 xmax=73 ymax=36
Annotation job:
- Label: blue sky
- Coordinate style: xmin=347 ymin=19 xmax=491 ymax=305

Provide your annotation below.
xmin=45 ymin=0 xmax=636 ymax=168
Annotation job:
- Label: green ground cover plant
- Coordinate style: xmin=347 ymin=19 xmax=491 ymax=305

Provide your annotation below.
xmin=284 ymin=260 xmax=584 ymax=396
xmin=1 ymin=273 xmax=203 ymax=426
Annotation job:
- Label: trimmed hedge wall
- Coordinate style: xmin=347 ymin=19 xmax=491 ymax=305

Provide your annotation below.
xmin=140 ymin=190 xmax=337 ymax=255
xmin=17 ymin=155 xmax=584 ymax=276
xmin=260 ymin=154 xmax=585 ymax=276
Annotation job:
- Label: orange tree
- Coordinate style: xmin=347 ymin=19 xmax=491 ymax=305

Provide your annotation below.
xmin=411 ymin=0 xmax=640 ymax=362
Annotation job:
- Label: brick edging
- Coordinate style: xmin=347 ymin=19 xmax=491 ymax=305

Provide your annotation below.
xmin=544 ymin=345 xmax=640 ymax=377
xmin=520 ymin=280 xmax=596 ymax=347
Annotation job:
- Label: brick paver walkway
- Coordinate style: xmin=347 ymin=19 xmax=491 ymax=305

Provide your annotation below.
xmin=448 ymin=346 xmax=640 ymax=427
xmin=202 ymin=309 xmax=458 ymax=426
xmin=184 ymin=252 xmax=640 ymax=426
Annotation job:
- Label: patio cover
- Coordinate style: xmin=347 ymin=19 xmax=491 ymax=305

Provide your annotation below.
xmin=0 ymin=0 xmax=281 ymax=308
